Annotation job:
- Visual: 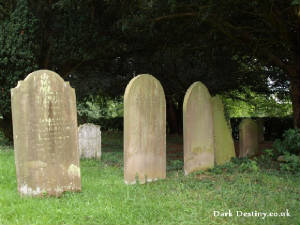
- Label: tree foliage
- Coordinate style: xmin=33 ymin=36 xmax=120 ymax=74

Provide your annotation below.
xmin=145 ymin=0 xmax=299 ymax=126
xmin=222 ymin=88 xmax=292 ymax=118
xmin=0 ymin=0 xmax=39 ymax=116
xmin=0 ymin=0 xmax=298 ymax=140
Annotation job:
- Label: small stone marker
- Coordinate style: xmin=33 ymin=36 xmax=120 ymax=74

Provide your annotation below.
xmin=78 ymin=123 xmax=101 ymax=159
xmin=124 ymin=74 xmax=166 ymax=184
xmin=239 ymin=118 xmax=259 ymax=157
xmin=11 ymin=70 xmax=81 ymax=196
xmin=211 ymin=95 xmax=236 ymax=165
xmin=183 ymin=81 xmax=214 ymax=175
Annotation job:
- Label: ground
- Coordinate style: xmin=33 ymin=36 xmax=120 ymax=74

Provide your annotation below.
xmin=0 ymin=132 xmax=299 ymax=225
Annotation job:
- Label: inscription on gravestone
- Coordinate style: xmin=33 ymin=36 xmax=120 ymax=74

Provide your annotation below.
xmin=11 ymin=70 xmax=81 ymax=196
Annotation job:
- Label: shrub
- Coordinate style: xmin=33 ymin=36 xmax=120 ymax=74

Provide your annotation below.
xmin=167 ymin=159 xmax=183 ymax=171
xmin=0 ymin=131 xmax=10 ymax=146
xmin=209 ymin=157 xmax=259 ymax=174
xmin=259 ymin=148 xmax=275 ymax=168
xmin=273 ymin=129 xmax=300 ymax=155
xmin=279 ymin=152 xmax=300 ymax=174
xmin=266 ymin=128 xmax=300 ymax=174
xmin=238 ymin=158 xmax=259 ymax=173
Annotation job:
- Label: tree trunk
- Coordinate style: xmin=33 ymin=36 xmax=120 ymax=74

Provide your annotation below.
xmin=0 ymin=114 xmax=13 ymax=143
xmin=177 ymin=95 xmax=184 ymax=134
xmin=166 ymin=97 xmax=179 ymax=134
xmin=287 ymin=63 xmax=300 ymax=129
xmin=166 ymin=96 xmax=184 ymax=134
xmin=290 ymin=78 xmax=300 ymax=128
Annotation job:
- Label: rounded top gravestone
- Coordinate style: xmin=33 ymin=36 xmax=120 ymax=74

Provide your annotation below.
xmin=11 ymin=70 xmax=81 ymax=197
xmin=183 ymin=81 xmax=214 ymax=175
xmin=124 ymin=74 xmax=166 ymax=184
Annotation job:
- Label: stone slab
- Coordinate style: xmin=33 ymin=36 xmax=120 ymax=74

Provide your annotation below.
xmin=239 ymin=118 xmax=259 ymax=157
xmin=124 ymin=74 xmax=166 ymax=184
xmin=11 ymin=70 xmax=81 ymax=196
xmin=212 ymin=95 xmax=236 ymax=165
xmin=78 ymin=123 xmax=101 ymax=159
xmin=183 ymin=81 xmax=214 ymax=175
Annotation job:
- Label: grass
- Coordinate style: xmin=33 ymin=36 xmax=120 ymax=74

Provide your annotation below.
xmin=0 ymin=132 xmax=299 ymax=225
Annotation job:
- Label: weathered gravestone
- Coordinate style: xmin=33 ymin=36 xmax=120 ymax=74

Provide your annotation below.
xmin=239 ymin=118 xmax=259 ymax=157
xmin=78 ymin=123 xmax=101 ymax=159
xmin=211 ymin=95 xmax=236 ymax=165
xmin=124 ymin=74 xmax=166 ymax=184
xmin=256 ymin=118 xmax=264 ymax=143
xmin=11 ymin=70 xmax=81 ymax=196
xmin=183 ymin=82 xmax=214 ymax=175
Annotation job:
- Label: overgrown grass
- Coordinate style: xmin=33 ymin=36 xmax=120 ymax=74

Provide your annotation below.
xmin=0 ymin=133 xmax=299 ymax=225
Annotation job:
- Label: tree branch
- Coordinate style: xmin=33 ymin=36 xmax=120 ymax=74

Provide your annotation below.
xmin=209 ymin=19 xmax=296 ymax=78
xmin=153 ymin=12 xmax=197 ymax=22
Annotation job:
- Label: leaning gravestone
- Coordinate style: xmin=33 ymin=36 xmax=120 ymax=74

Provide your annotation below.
xmin=183 ymin=82 xmax=214 ymax=175
xmin=11 ymin=70 xmax=81 ymax=196
xmin=239 ymin=118 xmax=259 ymax=157
xmin=124 ymin=74 xmax=166 ymax=184
xmin=211 ymin=95 xmax=236 ymax=165
xmin=78 ymin=123 xmax=101 ymax=159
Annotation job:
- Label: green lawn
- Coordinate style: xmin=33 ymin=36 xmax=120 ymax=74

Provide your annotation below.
xmin=0 ymin=132 xmax=299 ymax=225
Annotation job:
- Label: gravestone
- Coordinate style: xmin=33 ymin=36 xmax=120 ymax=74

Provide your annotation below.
xmin=239 ymin=118 xmax=259 ymax=157
xmin=124 ymin=74 xmax=166 ymax=184
xmin=256 ymin=118 xmax=264 ymax=143
xmin=211 ymin=95 xmax=236 ymax=165
xmin=78 ymin=123 xmax=101 ymax=159
xmin=11 ymin=70 xmax=81 ymax=196
xmin=183 ymin=82 xmax=214 ymax=175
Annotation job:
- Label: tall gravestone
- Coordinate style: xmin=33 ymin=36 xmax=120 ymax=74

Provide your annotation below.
xmin=11 ymin=70 xmax=81 ymax=196
xmin=239 ymin=118 xmax=259 ymax=157
xmin=183 ymin=82 xmax=214 ymax=175
xmin=78 ymin=123 xmax=101 ymax=159
xmin=211 ymin=95 xmax=236 ymax=165
xmin=124 ymin=74 xmax=166 ymax=184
